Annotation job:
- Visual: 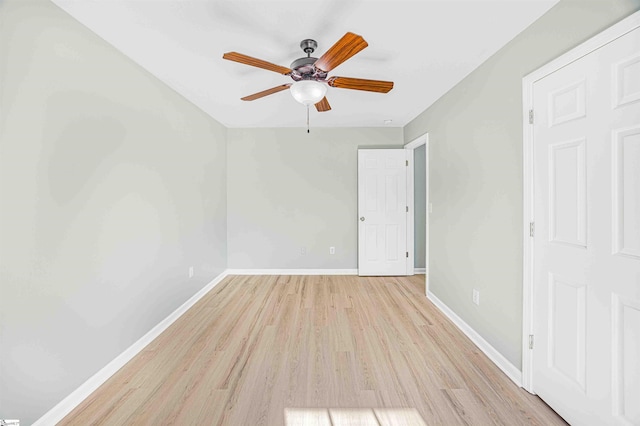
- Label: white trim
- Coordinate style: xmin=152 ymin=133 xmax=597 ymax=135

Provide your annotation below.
xmin=415 ymin=268 xmax=426 ymax=274
xmin=521 ymin=10 xmax=640 ymax=393
xmin=428 ymin=291 xmax=523 ymax=387
xmin=33 ymin=270 xmax=230 ymax=426
xmin=406 ymin=148 xmax=415 ymax=276
xmin=522 ymin=71 xmax=536 ymax=392
xmin=404 ymin=133 xmax=429 ymax=295
xmin=524 ymin=11 xmax=640 ymax=85
xmin=404 ymin=135 xmax=427 ymax=150
xmin=225 ymin=269 xmax=359 ymax=275
xmin=425 ymin=137 xmax=429 ymax=295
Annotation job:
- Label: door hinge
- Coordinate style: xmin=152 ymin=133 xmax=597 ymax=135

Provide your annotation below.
xmin=529 ymin=222 xmax=535 ymax=237
xmin=406 ymin=160 xmax=409 ymax=166
xmin=406 ymin=251 xmax=409 ymax=258
xmin=529 ymin=334 xmax=534 ymax=350
xmin=406 ymin=206 xmax=409 ymax=213
xmin=529 ymin=109 xmax=534 ymax=124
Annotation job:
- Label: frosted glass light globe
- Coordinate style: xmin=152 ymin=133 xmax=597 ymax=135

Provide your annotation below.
xmin=290 ymin=80 xmax=327 ymax=106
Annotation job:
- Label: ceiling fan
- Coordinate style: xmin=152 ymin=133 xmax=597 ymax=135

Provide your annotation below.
xmin=222 ymin=32 xmax=394 ymax=113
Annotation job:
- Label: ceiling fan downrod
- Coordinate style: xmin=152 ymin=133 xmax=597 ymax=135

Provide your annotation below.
xmin=300 ymin=39 xmax=317 ymax=57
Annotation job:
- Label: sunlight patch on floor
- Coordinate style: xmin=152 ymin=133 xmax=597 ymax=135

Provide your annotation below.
xmin=285 ymin=408 xmax=427 ymax=426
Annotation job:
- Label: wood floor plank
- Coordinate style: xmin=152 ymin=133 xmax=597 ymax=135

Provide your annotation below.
xmin=60 ymin=275 xmax=566 ymax=425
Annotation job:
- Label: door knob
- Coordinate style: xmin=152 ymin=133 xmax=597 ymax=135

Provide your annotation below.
xmin=360 ymin=217 xmax=365 ymax=221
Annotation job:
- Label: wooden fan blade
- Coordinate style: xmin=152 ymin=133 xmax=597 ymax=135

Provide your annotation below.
xmin=223 ymin=52 xmax=292 ymax=75
xmin=314 ymin=32 xmax=368 ymax=73
xmin=327 ymin=76 xmax=393 ymax=93
xmin=241 ymin=84 xmax=291 ymax=101
xmin=315 ymin=97 xmax=331 ymax=112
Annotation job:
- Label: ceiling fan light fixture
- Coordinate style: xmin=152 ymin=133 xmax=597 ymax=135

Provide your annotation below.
xmin=290 ymin=80 xmax=327 ymax=106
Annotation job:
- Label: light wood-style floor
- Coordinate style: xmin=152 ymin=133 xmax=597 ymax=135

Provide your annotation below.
xmin=60 ymin=275 xmax=566 ymax=425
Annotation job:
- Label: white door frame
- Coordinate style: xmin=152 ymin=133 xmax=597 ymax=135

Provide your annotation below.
xmin=404 ymin=133 xmax=429 ymax=294
xmin=521 ymin=10 xmax=640 ymax=393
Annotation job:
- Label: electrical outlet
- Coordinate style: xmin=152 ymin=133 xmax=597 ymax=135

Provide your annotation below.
xmin=472 ymin=289 xmax=480 ymax=306
xmin=329 ymin=246 xmax=335 ymax=255
xmin=300 ymin=247 xmax=306 ymax=255
xmin=188 ymin=266 xmax=194 ymax=278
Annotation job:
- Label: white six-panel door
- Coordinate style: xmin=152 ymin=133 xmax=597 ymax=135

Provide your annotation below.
xmin=531 ymin=25 xmax=640 ymax=425
xmin=358 ymin=149 xmax=407 ymax=276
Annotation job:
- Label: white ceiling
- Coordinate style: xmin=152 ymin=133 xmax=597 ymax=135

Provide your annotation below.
xmin=51 ymin=0 xmax=559 ymax=128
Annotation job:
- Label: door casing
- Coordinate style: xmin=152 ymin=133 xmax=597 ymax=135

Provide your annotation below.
xmin=405 ymin=133 xmax=430 ymax=295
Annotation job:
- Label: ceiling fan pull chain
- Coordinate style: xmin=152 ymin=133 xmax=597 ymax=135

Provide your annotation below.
xmin=307 ymin=105 xmax=310 ymax=133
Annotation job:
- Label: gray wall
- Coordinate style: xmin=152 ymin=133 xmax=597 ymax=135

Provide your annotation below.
xmin=414 ymin=144 xmax=426 ymax=269
xmin=227 ymin=128 xmax=403 ymax=269
xmin=0 ymin=1 xmax=227 ymax=423
xmin=404 ymin=0 xmax=640 ymax=367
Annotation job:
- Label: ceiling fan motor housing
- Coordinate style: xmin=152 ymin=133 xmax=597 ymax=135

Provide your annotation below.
xmin=290 ymin=57 xmax=326 ymax=81
xmin=290 ymin=39 xmax=328 ymax=82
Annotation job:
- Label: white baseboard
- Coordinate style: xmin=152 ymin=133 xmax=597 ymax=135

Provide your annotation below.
xmin=33 ymin=270 xmax=230 ymax=426
xmin=226 ymin=269 xmax=358 ymax=275
xmin=414 ymin=268 xmax=426 ymax=274
xmin=427 ymin=291 xmax=523 ymax=387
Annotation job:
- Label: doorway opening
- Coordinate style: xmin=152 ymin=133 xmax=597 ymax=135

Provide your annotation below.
xmin=405 ymin=133 xmax=429 ymax=295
